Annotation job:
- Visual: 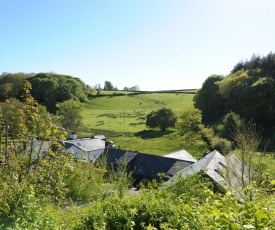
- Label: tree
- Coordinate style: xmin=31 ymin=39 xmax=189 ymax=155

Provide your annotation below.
xmin=28 ymin=73 xmax=89 ymax=112
xmin=146 ymin=108 xmax=177 ymax=131
xmin=0 ymin=72 xmax=30 ymax=101
xmin=56 ymin=99 xmax=83 ymax=131
xmin=232 ymin=118 xmax=261 ymax=183
xmin=224 ymin=117 xmax=263 ymax=200
xmin=193 ymin=74 xmax=225 ymax=123
xmin=176 ymin=107 xmax=203 ymax=135
xmin=103 ymin=81 xmax=116 ymax=91
xmin=176 ymin=107 xmax=215 ymax=150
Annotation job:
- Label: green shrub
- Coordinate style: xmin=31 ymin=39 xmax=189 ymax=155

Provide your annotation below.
xmin=65 ymin=161 xmax=107 ymax=202
xmin=210 ymin=136 xmax=232 ymax=154
xmin=0 ymin=82 xmax=70 ymax=218
xmin=78 ymin=184 xmax=275 ymax=229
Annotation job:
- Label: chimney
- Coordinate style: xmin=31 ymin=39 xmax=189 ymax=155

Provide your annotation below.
xmin=70 ymin=131 xmax=77 ymax=140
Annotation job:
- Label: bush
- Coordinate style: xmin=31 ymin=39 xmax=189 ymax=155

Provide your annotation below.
xmin=77 ymin=183 xmax=275 ymax=229
xmin=65 ymin=161 xmax=107 ymax=202
xmin=0 ymin=82 xmax=70 ymax=218
xmin=146 ymin=108 xmax=177 ymax=131
xmin=210 ymin=136 xmax=232 ymax=154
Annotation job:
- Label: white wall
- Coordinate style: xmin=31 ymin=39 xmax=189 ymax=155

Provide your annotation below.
xmin=71 ymin=146 xmax=104 ymax=163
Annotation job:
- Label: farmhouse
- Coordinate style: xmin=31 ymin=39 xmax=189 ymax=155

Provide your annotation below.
xmin=63 ymin=132 xmax=106 ymax=162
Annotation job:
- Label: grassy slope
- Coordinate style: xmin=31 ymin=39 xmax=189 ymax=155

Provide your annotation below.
xmin=80 ymin=91 xmax=204 ymax=157
xmin=83 ymin=93 xmax=194 ymax=132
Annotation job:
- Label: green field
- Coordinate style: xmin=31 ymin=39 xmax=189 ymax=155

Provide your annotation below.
xmin=80 ymin=91 xmax=202 ymax=157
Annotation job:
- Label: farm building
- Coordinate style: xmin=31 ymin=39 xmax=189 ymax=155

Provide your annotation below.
xmin=168 ymin=150 xmax=250 ymax=198
xmin=63 ymin=132 xmax=116 ymax=162
xmin=102 ymin=148 xmax=194 ymax=185
xmin=64 ymin=138 xmax=105 ymax=162
xmin=163 ymin=149 xmax=197 ymax=163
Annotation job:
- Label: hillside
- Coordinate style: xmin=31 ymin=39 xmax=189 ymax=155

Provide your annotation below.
xmin=80 ymin=91 xmax=199 ymax=155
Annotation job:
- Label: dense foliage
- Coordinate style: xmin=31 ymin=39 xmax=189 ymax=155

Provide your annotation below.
xmin=194 ymin=52 xmax=275 ymax=149
xmin=193 ymin=74 xmax=225 ymax=123
xmin=146 ymin=108 xmax=177 ymax=131
xmin=78 ymin=184 xmax=275 ymax=230
xmin=28 ymin=73 xmax=89 ymax=112
xmin=0 ymin=72 xmax=32 ymax=101
xmin=0 ymin=72 xmax=89 ymax=113
xmin=56 ymin=99 xmax=83 ymax=131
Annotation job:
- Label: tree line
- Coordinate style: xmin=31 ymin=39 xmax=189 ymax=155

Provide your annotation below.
xmin=0 ymin=72 xmax=90 ymax=113
xmin=194 ymin=52 xmax=275 ymax=150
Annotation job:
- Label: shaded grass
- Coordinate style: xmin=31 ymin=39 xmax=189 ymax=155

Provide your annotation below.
xmin=0 ymin=217 xmax=13 ymax=229
xmin=134 ymin=130 xmax=175 ymax=139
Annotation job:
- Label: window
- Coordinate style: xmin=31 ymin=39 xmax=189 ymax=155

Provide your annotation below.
xmin=218 ymin=161 xmax=227 ymax=168
xmin=215 ymin=168 xmax=224 ymax=178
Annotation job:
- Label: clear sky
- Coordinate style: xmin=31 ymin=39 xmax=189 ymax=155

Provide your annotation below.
xmin=1 ymin=0 xmax=275 ymax=91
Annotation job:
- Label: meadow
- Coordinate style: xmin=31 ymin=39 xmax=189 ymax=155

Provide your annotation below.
xmin=80 ymin=91 xmax=203 ymax=156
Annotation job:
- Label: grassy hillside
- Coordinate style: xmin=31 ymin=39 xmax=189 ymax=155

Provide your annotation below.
xmin=83 ymin=92 xmax=194 ymax=132
xmin=80 ymin=91 xmax=203 ymax=157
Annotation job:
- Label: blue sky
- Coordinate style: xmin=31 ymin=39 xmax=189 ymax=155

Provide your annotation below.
xmin=1 ymin=0 xmax=275 ymax=91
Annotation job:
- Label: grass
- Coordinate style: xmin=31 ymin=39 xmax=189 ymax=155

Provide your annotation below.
xmin=78 ymin=92 xmax=197 ymax=156
xmin=255 ymin=152 xmax=275 ymax=179
xmin=82 ymin=93 xmax=194 ymax=133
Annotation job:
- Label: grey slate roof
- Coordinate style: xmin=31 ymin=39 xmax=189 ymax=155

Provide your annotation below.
xmin=169 ymin=150 xmax=249 ymax=198
xmin=163 ymin=149 xmax=197 ymax=162
xmin=103 ymin=148 xmax=138 ymax=168
xmin=64 ymin=138 xmax=105 ymax=152
xmin=103 ymin=148 xmax=194 ymax=181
